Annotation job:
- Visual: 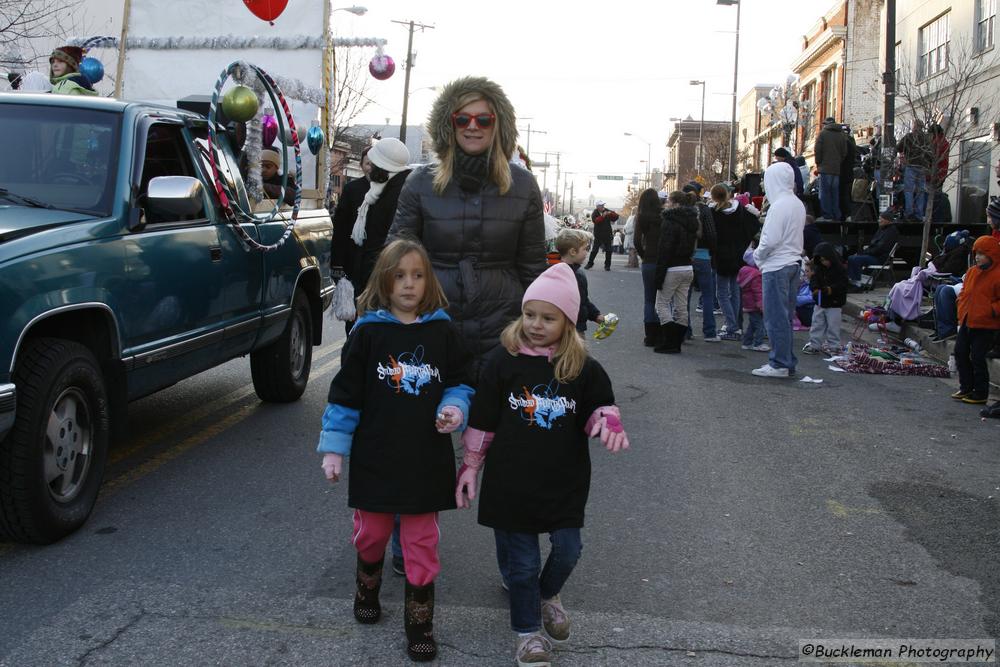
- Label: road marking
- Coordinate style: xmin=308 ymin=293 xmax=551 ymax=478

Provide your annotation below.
xmin=109 ymin=339 xmax=344 ymax=465
xmin=101 ymin=355 xmax=343 ymax=497
xmin=827 ymin=499 xmax=882 ymax=518
xmin=0 ymin=353 xmax=345 ymax=559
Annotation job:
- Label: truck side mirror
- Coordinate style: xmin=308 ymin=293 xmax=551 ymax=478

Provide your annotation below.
xmin=146 ymin=176 xmax=205 ymax=217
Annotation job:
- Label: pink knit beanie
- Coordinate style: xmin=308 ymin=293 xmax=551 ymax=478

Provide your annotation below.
xmin=522 ymin=262 xmax=580 ymax=324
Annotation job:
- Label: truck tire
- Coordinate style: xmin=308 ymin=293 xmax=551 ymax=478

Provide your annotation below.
xmin=251 ymin=290 xmax=313 ymax=403
xmin=0 ymin=338 xmax=109 ymax=544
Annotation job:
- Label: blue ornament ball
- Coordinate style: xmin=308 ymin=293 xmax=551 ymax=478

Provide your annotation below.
xmin=80 ymin=57 xmax=104 ymax=85
xmin=306 ymin=125 xmax=325 ymax=156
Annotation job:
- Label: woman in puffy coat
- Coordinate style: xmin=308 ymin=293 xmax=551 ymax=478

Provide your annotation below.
xmin=389 ymin=77 xmax=546 ymax=383
xmin=652 ymin=191 xmax=700 ymax=354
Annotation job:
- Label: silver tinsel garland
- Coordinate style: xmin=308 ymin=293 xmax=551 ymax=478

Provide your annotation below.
xmin=69 ymin=35 xmax=386 ymax=50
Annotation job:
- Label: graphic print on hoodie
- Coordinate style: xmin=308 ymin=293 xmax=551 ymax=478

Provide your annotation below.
xmin=379 ymin=345 xmax=442 ymax=395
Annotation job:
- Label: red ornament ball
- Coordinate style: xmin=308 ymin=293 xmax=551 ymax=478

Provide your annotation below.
xmin=369 ymin=54 xmax=395 ymax=81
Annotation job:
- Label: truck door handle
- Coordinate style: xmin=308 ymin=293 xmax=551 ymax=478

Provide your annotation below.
xmin=210 ymin=246 xmax=223 ymax=262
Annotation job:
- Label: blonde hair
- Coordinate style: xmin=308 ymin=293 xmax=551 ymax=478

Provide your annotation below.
xmin=555 ymin=228 xmax=592 ymax=255
xmin=500 ymin=312 xmax=588 ymax=384
xmin=432 ymin=93 xmax=513 ymax=196
xmin=355 ymin=239 xmax=449 ymax=316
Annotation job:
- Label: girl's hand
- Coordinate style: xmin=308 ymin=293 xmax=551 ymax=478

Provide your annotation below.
xmin=589 ymin=413 xmax=630 ymax=453
xmin=455 ymin=464 xmax=478 ymax=509
xmin=436 ymin=406 xmax=463 ymax=433
xmin=321 ymin=453 xmax=343 ymax=483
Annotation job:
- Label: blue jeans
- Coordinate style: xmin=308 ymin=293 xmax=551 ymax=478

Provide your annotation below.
xmin=742 ymin=311 xmax=765 ymax=346
xmin=686 ymin=258 xmax=717 ymax=337
xmin=716 ymin=273 xmax=742 ymax=332
xmin=847 ymin=254 xmax=878 ymax=282
xmin=762 ymin=263 xmax=800 ymax=371
xmin=903 ymin=166 xmax=927 ymax=218
xmin=819 ymin=173 xmax=841 ymax=221
xmin=934 ymin=284 xmax=958 ymax=337
xmin=494 ymin=528 xmax=583 ymax=633
xmin=640 ymin=263 xmax=658 ymax=324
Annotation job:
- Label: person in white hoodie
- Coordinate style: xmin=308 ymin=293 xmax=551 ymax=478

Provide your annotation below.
xmin=752 ymin=162 xmax=806 ymax=378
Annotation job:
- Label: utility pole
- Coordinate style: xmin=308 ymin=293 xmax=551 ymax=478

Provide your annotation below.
xmin=541 ymin=151 xmax=549 ymax=192
xmin=880 ymin=0 xmax=897 ymax=206
xmin=554 ymin=153 xmax=562 ymax=211
xmin=392 ymin=19 xmax=435 ymax=145
xmin=519 ymin=123 xmax=547 ymax=159
xmin=569 ymin=181 xmax=574 ymax=214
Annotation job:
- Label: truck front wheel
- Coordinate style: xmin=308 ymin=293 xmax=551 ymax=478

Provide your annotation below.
xmin=0 ymin=338 xmax=109 ymax=544
xmin=251 ymin=290 xmax=313 ymax=403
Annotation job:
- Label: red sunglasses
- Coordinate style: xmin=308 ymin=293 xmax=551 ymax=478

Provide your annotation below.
xmin=451 ymin=112 xmax=496 ymax=129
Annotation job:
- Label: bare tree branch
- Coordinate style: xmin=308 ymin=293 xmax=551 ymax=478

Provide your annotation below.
xmin=1 ymin=0 xmax=85 ymax=72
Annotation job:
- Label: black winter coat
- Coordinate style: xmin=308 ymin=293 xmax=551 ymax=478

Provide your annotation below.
xmin=809 ymin=242 xmax=848 ymax=308
xmin=591 ymin=208 xmax=619 ymax=241
xmin=334 ymin=171 xmax=411 ymax=290
xmin=389 ymin=164 xmax=547 ymax=384
xmin=694 ymin=202 xmax=718 ymax=257
xmin=331 ymin=176 xmax=369 ymax=274
xmin=712 ymin=203 xmax=760 ymax=276
xmin=654 ymin=206 xmax=699 ymax=288
xmin=633 ymin=209 xmax=662 ymax=264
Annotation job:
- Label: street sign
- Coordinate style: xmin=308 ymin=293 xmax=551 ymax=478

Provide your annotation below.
xmin=596 ymin=175 xmax=624 ymax=181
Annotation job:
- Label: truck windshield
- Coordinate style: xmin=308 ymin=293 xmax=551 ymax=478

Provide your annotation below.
xmin=0 ymin=104 xmax=121 ymax=216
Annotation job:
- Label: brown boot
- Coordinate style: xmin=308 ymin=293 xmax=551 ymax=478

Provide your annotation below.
xmin=404 ymin=581 xmax=437 ymax=662
xmin=353 ymin=555 xmax=383 ymax=624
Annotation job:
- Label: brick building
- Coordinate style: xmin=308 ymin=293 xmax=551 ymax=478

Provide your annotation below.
xmin=665 ymin=118 xmax=733 ymax=191
xmin=737 ymin=84 xmax=779 ymax=173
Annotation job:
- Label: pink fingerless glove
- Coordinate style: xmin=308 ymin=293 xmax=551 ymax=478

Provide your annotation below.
xmin=585 ymin=406 xmax=630 ymax=452
xmin=322 ymin=453 xmax=343 ymax=481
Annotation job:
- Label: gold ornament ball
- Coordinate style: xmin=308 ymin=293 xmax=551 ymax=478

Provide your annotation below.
xmin=222 ymin=85 xmax=259 ymax=123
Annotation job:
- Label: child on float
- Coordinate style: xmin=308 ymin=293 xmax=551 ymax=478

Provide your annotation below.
xmin=454 ymin=262 xmax=630 ymax=667
xmin=317 ymin=238 xmax=473 ymax=662
xmin=48 ymin=46 xmax=97 ymax=96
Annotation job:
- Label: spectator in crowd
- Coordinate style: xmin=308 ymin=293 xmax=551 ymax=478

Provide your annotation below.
xmin=951 ymin=236 xmax=1000 ymax=405
xmin=555 ymin=228 xmax=604 ymax=335
xmin=813 ymin=117 xmax=848 ymax=222
xmin=898 ymin=119 xmax=931 ymax=221
xmin=683 ymin=182 xmax=719 ymax=342
xmin=710 ymin=183 xmax=759 ymax=340
xmin=802 ymin=242 xmax=847 ymax=356
xmin=738 ymin=246 xmax=768 ymax=352
xmin=653 ymin=191 xmax=700 ymax=354
xmin=389 ymin=75 xmax=546 ymax=384
xmin=586 ymin=201 xmax=619 ymax=271
xmin=752 ymin=162 xmax=806 ymax=378
xmin=633 ymin=189 xmax=665 ymax=346
xmin=838 ymin=129 xmax=858 ymax=222
xmin=773 ymin=147 xmax=803 ymax=196
xmin=847 ymin=210 xmax=899 ymax=289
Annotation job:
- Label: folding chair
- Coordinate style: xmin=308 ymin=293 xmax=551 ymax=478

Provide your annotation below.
xmin=860 ymin=242 xmax=903 ymax=291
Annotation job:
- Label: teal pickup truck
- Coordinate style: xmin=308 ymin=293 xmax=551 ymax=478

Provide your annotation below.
xmin=0 ymin=93 xmax=334 ymax=543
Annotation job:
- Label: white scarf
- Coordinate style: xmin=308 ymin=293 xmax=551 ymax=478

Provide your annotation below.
xmin=351 ymin=180 xmax=388 ymax=246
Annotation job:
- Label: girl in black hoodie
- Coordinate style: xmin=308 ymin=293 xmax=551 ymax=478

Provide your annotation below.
xmin=652 ymin=191 xmax=700 ymax=353
xmin=803 ymin=242 xmax=848 ymax=355
xmin=632 ymin=188 xmax=665 ymax=345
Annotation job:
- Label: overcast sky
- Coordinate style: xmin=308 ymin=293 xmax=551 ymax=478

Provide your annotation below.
xmin=336 ymin=0 xmax=838 ymax=205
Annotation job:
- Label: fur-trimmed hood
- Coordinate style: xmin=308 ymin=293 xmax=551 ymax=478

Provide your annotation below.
xmin=427 ymin=76 xmax=518 ymax=162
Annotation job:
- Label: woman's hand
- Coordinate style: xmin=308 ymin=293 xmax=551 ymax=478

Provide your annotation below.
xmin=321 ymin=453 xmax=343 ymax=483
xmin=436 ymin=406 xmax=463 ymax=433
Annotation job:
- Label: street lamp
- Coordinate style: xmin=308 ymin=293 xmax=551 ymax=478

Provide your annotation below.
xmin=333 ymin=5 xmax=367 ymax=15
xmin=717 ymin=0 xmax=741 ymax=180
xmin=624 ymin=131 xmax=651 ymax=188
xmin=689 ymin=80 xmax=706 ymax=175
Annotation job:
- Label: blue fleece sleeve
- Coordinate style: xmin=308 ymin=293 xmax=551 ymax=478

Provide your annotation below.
xmin=317 ymin=403 xmax=360 ymax=455
xmin=437 ymin=384 xmax=475 ymax=432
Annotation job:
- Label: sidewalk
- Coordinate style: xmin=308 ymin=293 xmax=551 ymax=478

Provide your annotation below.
xmin=843 ymin=287 xmax=1000 ymax=389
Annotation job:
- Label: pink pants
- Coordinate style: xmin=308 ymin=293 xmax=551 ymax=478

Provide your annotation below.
xmin=352 ymin=510 xmax=440 ymax=586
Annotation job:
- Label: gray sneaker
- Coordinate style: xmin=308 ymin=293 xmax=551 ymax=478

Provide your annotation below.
xmin=516 ymin=632 xmax=554 ymax=666
xmin=541 ymin=594 xmax=571 ymax=642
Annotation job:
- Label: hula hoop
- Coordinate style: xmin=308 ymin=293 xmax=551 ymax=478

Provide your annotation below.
xmin=206 ymin=61 xmax=302 ymax=252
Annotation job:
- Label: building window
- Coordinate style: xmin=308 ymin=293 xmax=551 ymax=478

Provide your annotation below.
xmin=331 ymin=175 xmax=341 ymax=188
xmin=977 ymin=0 xmax=996 ymax=51
xmin=894 ymin=41 xmax=901 ymax=86
xmin=821 ymin=66 xmax=837 ymax=121
xmin=801 ymin=83 xmax=815 ymax=143
xmin=918 ymin=13 xmax=950 ymax=79
xmin=959 ymin=135 xmax=991 ymax=223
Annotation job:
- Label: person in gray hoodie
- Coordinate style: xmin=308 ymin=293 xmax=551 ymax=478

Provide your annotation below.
xmin=752 ymin=162 xmax=806 ymax=377
xmin=813 ymin=117 xmax=848 ymax=222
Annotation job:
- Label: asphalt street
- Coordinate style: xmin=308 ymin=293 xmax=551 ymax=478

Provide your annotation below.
xmin=1 ymin=254 xmax=998 ymax=666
